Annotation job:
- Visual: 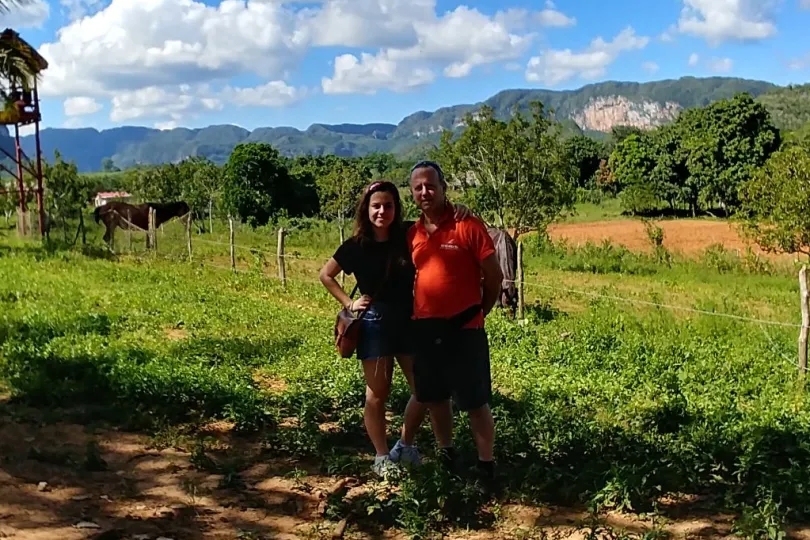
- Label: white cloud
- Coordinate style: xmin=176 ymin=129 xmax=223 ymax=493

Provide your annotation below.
xmin=60 ymin=0 xmax=105 ymax=21
xmin=155 ymin=120 xmax=178 ymax=131
xmin=709 ymin=57 xmax=734 ymax=73
xmin=688 ymin=53 xmax=700 ymax=66
xmin=642 ymin=61 xmax=660 ymax=74
xmin=322 ymin=52 xmax=435 ymax=95
xmin=0 ymin=0 xmax=49 ymax=28
xmin=677 ymin=0 xmax=777 ymax=45
xmin=38 ymin=0 xmax=308 ymax=99
xmin=321 ymin=5 xmax=534 ymax=94
xmin=802 ymin=0 xmax=810 ymax=9
xmin=109 ymin=85 xmax=223 ymax=123
xmin=39 ymin=0 xmax=543 ymax=120
xmin=659 ymin=26 xmax=677 ymax=43
xmin=63 ymin=97 xmax=102 ymax=117
xmin=224 ymin=81 xmax=306 ymax=108
xmin=525 ymin=27 xmax=649 ymax=86
xmin=298 ymin=0 xmax=429 ymax=49
xmin=788 ymin=53 xmax=810 ymax=71
xmin=535 ymin=0 xmax=576 ymax=27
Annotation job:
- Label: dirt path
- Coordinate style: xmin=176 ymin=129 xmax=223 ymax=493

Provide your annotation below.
xmin=548 ymin=219 xmax=795 ymax=260
xmin=2 ymin=404 xmax=808 ymax=540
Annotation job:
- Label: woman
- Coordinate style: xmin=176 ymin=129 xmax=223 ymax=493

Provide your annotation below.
xmin=319 ymin=180 xmax=470 ymax=476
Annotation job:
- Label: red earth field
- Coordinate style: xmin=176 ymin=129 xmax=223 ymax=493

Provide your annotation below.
xmin=547 ymin=219 xmax=795 ymax=260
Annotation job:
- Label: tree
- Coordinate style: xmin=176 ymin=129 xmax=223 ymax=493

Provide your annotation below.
xmin=676 ymin=93 xmax=780 ymax=213
xmin=564 ymin=135 xmax=605 ymax=188
xmin=221 ymin=143 xmax=291 ymax=227
xmin=739 ymin=146 xmax=810 ymax=257
xmin=609 ymin=133 xmax=659 ymax=215
xmin=124 ymin=163 xmax=183 ymax=203
xmin=315 ymin=158 xmax=370 ymax=242
xmin=436 ymin=102 xmax=576 ymax=238
xmin=101 ymin=157 xmax=120 ymax=173
xmin=44 ymin=151 xmax=90 ymax=244
xmin=177 ymin=157 xmax=222 ymax=232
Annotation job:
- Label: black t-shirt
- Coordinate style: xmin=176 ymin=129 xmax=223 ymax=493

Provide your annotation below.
xmin=333 ymin=231 xmax=416 ymax=316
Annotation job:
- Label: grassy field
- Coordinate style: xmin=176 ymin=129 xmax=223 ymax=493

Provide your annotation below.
xmin=1 ymin=206 xmax=809 ymax=538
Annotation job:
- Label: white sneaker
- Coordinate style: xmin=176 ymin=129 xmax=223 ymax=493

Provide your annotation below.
xmin=371 ymin=454 xmax=397 ymax=477
xmin=389 ymin=440 xmax=422 ymax=466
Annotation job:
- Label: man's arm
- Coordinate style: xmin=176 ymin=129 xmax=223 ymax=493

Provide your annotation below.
xmin=480 ymin=253 xmax=503 ymax=317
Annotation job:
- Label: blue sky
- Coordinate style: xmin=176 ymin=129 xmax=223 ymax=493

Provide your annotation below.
xmin=1 ymin=0 xmax=808 ymax=133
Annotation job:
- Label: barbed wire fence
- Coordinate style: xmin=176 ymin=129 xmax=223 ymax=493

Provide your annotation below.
xmin=106 ymin=211 xmax=808 ymax=379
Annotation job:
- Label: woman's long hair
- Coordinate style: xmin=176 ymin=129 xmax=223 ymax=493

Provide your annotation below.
xmin=352 ymin=181 xmax=405 ymax=243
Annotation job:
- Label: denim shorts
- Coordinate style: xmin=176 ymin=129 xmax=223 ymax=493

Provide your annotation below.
xmin=357 ymin=302 xmax=415 ymax=361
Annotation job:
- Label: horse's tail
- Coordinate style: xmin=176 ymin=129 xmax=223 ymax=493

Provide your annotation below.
xmin=93 ymin=205 xmax=102 ymax=224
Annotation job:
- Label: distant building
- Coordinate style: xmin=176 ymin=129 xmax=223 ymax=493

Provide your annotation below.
xmin=94 ymin=191 xmax=132 ymax=207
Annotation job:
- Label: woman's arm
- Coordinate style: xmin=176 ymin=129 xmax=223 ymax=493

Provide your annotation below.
xmin=319 ymin=259 xmax=369 ymax=311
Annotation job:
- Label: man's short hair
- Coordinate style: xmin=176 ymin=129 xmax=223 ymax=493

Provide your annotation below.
xmin=410 ymin=160 xmax=447 ymax=188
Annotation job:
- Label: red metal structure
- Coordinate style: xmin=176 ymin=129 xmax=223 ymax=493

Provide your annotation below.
xmin=0 ymin=29 xmax=48 ymax=237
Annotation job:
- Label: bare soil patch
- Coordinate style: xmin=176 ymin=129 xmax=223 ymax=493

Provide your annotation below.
xmin=548 ymin=219 xmax=795 ymax=260
xmin=1 ymin=404 xmax=807 ymax=539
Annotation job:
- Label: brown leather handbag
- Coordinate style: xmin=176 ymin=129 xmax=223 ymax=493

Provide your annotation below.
xmin=334 ymin=284 xmax=365 ymax=358
xmin=333 ymin=254 xmax=393 ymax=358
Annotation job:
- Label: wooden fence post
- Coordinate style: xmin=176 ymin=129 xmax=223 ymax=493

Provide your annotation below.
xmin=277 ymin=228 xmax=287 ymax=287
xmin=339 ymin=224 xmax=345 ymax=286
xmin=229 ymin=216 xmax=236 ymax=271
xmin=186 ymin=215 xmax=193 ymax=262
xmin=126 ymin=209 xmax=132 ymax=252
xmin=148 ymin=208 xmax=157 ymax=252
xmin=517 ymin=240 xmax=525 ymax=320
xmin=799 ymin=265 xmax=809 ymax=379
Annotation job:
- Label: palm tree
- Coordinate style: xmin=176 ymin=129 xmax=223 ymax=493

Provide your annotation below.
xmin=0 ymin=0 xmax=34 ymax=13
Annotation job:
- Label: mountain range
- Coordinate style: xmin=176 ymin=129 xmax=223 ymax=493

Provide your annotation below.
xmin=4 ymin=76 xmax=806 ymax=173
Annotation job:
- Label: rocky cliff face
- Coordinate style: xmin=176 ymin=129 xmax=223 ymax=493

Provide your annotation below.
xmin=572 ymin=96 xmax=682 ymax=132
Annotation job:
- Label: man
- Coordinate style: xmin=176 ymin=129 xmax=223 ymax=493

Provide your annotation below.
xmin=406 ymin=160 xmax=504 ymax=493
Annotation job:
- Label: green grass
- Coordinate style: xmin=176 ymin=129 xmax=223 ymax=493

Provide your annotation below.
xmin=1 ymin=222 xmax=809 ymax=536
xmin=563 ymin=198 xmax=625 ymax=223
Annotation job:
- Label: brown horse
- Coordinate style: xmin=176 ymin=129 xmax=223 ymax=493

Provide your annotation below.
xmin=93 ymin=201 xmax=190 ymax=245
xmin=487 ymin=227 xmax=518 ymax=312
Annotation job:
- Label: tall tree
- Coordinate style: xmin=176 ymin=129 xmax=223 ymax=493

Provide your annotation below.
xmin=44 ymin=151 xmax=90 ymax=244
xmin=740 ymin=146 xmax=810 ymax=257
xmin=315 ymin=158 xmax=370 ymax=242
xmin=565 ymin=135 xmax=605 ymax=188
xmin=609 ymin=133 xmax=659 ymax=215
xmin=436 ymin=102 xmax=576 ymax=238
xmin=222 ymin=143 xmax=291 ymax=227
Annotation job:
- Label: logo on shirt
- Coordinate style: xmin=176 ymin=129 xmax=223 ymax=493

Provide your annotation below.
xmin=439 ymin=239 xmax=460 ymax=251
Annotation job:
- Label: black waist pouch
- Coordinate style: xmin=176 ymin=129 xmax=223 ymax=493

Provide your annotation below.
xmin=412 ymin=304 xmax=482 ymax=353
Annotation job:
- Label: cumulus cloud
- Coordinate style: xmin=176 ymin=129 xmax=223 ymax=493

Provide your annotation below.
xmin=708 ymin=57 xmax=734 ymax=73
xmin=321 ymin=5 xmax=535 ymax=94
xmin=642 ymin=61 xmax=660 ymax=74
xmin=677 ymin=0 xmax=777 ymax=45
xmin=535 ymin=0 xmax=576 ymax=27
xmin=39 ymin=0 xmax=308 ymax=99
xmin=63 ymin=97 xmax=103 ymax=117
xmin=0 ymin=0 xmax=49 ymax=29
xmin=38 ymin=0 xmax=548 ymax=123
xmin=525 ymin=27 xmax=649 ymax=86
xmin=60 ymin=0 xmax=105 ymax=21
xmin=223 ymin=81 xmax=306 ymax=108
xmin=788 ymin=53 xmax=810 ymax=71
xmin=322 ymin=52 xmax=435 ymax=95
xmin=109 ymin=85 xmax=223 ymax=123
xmin=688 ymin=53 xmax=700 ymax=66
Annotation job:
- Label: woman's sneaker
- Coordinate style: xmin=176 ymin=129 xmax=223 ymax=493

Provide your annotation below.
xmin=372 ymin=455 xmax=397 ymax=478
xmin=389 ymin=440 xmax=422 ymax=466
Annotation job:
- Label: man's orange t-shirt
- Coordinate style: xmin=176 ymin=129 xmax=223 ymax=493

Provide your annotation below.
xmin=406 ymin=205 xmax=496 ymax=329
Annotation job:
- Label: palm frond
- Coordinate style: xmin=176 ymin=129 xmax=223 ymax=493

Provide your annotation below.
xmin=0 ymin=0 xmax=35 ymax=15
